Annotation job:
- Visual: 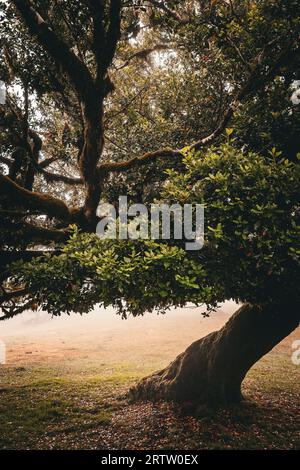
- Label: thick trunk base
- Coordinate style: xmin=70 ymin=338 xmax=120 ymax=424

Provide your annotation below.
xmin=130 ymin=302 xmax=299 ymax=406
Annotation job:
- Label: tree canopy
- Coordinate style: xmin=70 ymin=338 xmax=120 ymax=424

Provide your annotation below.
xmin=7 ymin=143 xmax=299 ymax=318
xmin=0 ymin=0 xmax=299 ymax=319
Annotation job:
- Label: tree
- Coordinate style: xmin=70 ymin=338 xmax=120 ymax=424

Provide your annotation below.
xmin=0 ymin=0 xmax=299 ymax=405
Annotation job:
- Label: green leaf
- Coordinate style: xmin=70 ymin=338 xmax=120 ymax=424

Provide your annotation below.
xmin=226 ymin=128 xmax=234 ymax=137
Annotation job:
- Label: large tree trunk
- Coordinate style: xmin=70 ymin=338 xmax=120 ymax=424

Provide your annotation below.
xmin=131 ymin=302 xmax=300 ymax=406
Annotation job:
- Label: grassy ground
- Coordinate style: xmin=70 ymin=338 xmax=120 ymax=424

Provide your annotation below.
xmin=0 ymin=340 xmax=299 ymax=450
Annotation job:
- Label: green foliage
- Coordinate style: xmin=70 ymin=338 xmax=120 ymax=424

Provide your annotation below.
xmin=164 ymin=143 xmax=300 ymax=306
xmin=13 ymin=143 xmax=300 ymax=315
xmin=13 ymin=232 xmax=216 ymax=317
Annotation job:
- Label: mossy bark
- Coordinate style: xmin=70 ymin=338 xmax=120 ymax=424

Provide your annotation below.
xmin=131 ymin=302 xmax=299 ymax=406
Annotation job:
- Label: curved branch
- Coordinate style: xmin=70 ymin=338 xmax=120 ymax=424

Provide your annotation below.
xmin=0 ymin=173 xmax=71 ymax=219
xmin=100 ymin=34 xmax=300 ymax=173
xmin=39 ymin=156 xmax=60 ymax=169
xmin=98 ymin=147 xmax=183 ymax=174
xmin=1 ymin=220 xmax=69 ymax=244
xmin=12 ymin=0 xmax=94 ymax=101
xmin=37 ymin=167 xmax=83 ymax=185
xmin=116 ymin=44 xmax=171 ymax=70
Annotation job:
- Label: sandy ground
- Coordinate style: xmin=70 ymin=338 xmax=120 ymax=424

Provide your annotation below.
xmin=0 ymin=302 xmax=240 ymax=367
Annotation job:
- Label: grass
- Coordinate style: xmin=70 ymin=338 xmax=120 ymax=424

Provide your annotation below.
xmin=0 ymin=349 xmax=299 ymax=450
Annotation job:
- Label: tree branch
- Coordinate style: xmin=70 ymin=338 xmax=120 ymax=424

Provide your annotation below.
xmin=0 ymin=173 xmax=71 ymax=219
xmin=148 ymin=0 xmax=190 ymax=25
xmin=191 ymin=35 xmax=300 ymax=151
xmin=103 ymin=0 xmax=122 ymax=74
xmin=37 ymin=167 xmax=83 ymax=186
xmin=98 ymin=147 xmax=183 ymax=174
xmin=87 ymin=0 xmax=106 ymax=79
xmin=1 ymin=220 xmax=69 ymax=244
xmin=0 ymin=156 xmax=13 ymax=167
xmin=12 ymin=0 xmax=95 ymax=101
xmin=0 ymin=300 xmax=35 ymax=321
xmin=0 ymin=288 xmax=29 ymax=304
xmin=116 ymin=44 xmax=171 ymax=70
xmin=98 ymin=34 xmax=300 ymax=173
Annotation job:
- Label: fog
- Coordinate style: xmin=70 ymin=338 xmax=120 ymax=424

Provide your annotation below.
xmin=0 ymin=302 xmax=238 ymax=367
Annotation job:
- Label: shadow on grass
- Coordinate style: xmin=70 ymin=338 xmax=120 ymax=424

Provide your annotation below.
xmin=0 ymin=355 xmax=299 ymax=450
